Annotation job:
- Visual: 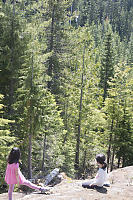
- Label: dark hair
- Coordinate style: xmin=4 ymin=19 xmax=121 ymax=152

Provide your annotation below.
xmin=96 ymin=153 xmax=107 ymax=170
xmin=8 ymin=147 xmax=20 ymax=164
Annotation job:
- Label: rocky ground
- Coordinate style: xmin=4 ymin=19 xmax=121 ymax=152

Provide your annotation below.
xmin=1 ymin=166 xmax=133 ymax=200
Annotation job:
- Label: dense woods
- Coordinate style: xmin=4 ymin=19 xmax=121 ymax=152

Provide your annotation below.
xmin=0 ymin=0 xmax=133 ymax=192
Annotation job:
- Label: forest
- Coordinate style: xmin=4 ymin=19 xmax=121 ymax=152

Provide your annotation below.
xmin=0 ymin=0 xmax=133 ymax=192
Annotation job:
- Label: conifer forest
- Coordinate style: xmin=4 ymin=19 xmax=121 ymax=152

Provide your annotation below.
xmin=0 ymin=0 xmax=133 ymax=192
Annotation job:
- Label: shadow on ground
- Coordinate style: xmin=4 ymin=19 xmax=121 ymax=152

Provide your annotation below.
xmin=95 ymin=186 xmax=107 ymax=194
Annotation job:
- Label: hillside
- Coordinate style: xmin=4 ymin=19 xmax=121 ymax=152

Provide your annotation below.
xmin=0 ymin=166 xmax=133 ymax=200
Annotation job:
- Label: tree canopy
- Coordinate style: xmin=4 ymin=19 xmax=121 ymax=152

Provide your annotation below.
xmin=0 ymin=0 xmax=133 ymax=192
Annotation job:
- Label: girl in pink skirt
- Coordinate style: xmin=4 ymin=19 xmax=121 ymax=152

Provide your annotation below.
xmin=5 ymin=147 xmax=48 ymax=200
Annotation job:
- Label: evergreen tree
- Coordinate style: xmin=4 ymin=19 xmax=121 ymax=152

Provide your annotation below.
xmin=0 ymin=0 xmax=26 ymax=119
xmin=0 ymin=0 xmax=133 ymax=184
xmin=32 ymin=91 xmax=65 ymax=174
xmin=14 ymin=20 xmax=47 ymax=178
xmin=99 ymin=20 xmax=115 ymax=101
xmin=13 ymin=2 xmax=66 ymax=178
xmin=104 ymin=63 xmax=133 ymax=170
xmin=41 ymin=0 xmax=71 ymax=96
xmin=74 ymin=0 xmax=133 ymax=40
xmin=0 ymin=94 xmax=15 ymax=188
xmin=58 ymin=26 xmax=106 ymax=177
xmin=127 ymin=33 xmax=133 ymax=67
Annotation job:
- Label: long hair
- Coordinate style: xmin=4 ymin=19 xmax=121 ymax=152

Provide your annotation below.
xmin=96 ymin=153 xmax=107 ymax=170
xmin=8 ymin=147 xmax=20 ymax=164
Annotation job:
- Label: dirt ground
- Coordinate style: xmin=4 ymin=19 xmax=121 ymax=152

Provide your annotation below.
xmin=1 ymin=166 xmax=133 ymax=200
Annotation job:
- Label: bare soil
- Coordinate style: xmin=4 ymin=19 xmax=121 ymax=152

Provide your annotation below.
xmin=1 ymin=166 xmax=133 ymax=200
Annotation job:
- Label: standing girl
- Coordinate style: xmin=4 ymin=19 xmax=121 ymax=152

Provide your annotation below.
xmin=82 ymin=153 xmax=110 ymax=189
xmin=5 ymin=147 xmax=48 ymax=200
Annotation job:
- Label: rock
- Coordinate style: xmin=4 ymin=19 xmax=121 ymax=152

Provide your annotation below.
xmin=44 ymin=168 xmax=60 ymax=186
xmin=1 ymin=166 xmax=133 ymax=200
xmin=108 ymin=166 xmax=133 ymax=186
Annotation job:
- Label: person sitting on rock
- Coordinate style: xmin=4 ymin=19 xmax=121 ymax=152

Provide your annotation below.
xmin=82 ymin=153 xmax=110 ymax=189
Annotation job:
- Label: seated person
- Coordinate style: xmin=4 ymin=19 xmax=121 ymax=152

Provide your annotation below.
xmin=82 ymin=154 xmax=110 ymax=189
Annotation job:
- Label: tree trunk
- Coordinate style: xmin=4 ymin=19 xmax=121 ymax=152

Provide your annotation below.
xmin=107 ymin=132 xmax=112 ymax=172
xmin=107 ymin=119 xmax=114 ymax=172
xmin=9 ymin=0 xmax=15 ymax=116
xmin=63 ymin=102 xmax=68 ymax=143
xmin=48 ymin=6 xmax=55 ymax=89
xmin=42 ymin=132 xmax=47 ymax=171
xmin=110 ymin=147 xmax=115 ymax=171
xmin=122 ymin=156 xmax=125 ymax=168
xmin=28 ymin=55 xmax=34 ymax=179
xmin=82 ymin=131 xmax=87 ymax=178
xmin=74 ymin=86 xmax=83 ymax=175
xmin=110 ymin=122 xmax=118 ymax=171
xmin=103 ymin=63 xmax=108 ymax=101
xmin=82 ymin=149 xmax=87 ymax=178
xmin=117 ymin=156 xmax=121 ymax=168
xmin=28 ymin=132 xmax=32 ymax=179
xmin=74 ymin=46 xmax=85 ymax=177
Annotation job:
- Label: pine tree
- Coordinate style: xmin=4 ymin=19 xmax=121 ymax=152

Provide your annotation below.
xmin=0 ymin=94 xmax=15 ymax=187
xmin=14 ymin=24 xmax=46 ymax=178
xmin=99 ymin=20 xmax=115 ymax=101
xmin=13 ymin=1 xmax=66 ymax=177
xmin=104 ymin=63 xmax=133 ymax=170
xmin=0 ymin=0 xmax=27 ymax=120
xmin=75 ymin=0 xmax=133 ymax=41
xmin=33 ymin=91 xmax=65 ymax=173
xmin=58 ymin=26 xmax=106 ymax=177
xmin=127 ymin=33 xmax=133 ymax=67
xmin=42 ymin=0 xmax=71 ymax=95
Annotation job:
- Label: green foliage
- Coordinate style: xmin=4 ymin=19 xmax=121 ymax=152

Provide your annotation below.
xmin=99 ymin=21 xmax=115 ymax=101
xmin=0 ymin=0 xmax=133 ymax=186
xmin=77 ymin=0 xmax=133 ymax=40
xmin=58 ymin=26 xmax=108 ymax=175
xmin=39 ymin=0 xmax=72 ymax=95
xmin=0 ymin=94 xmax=15 ymax=190
xmin=31 ymin=91 xmax=66 ymax=173
xmin=0 ymin=1 xmax=27 ymax=119
xmin=127 ymin=33 xmax=133 ymax=67
xmin=104 ymin=63 xmax=133 ymax=168
xmin=13 ymin=2 xmax=67 ymax=177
